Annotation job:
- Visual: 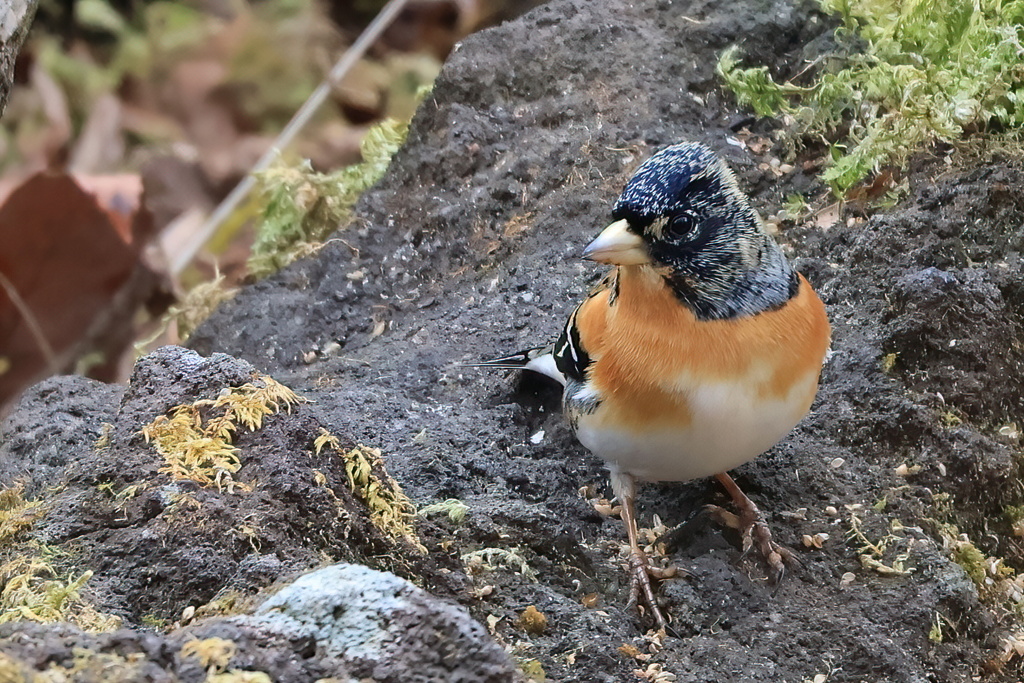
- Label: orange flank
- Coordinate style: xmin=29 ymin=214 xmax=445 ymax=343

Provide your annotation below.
xmin=575 ymin=266 xmax=830 ymax=432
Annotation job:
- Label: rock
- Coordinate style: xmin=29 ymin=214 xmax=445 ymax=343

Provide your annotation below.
xmin=0 ymin=563 xmax=519 ymax=682
xmin=239 ymin=563 xmax=519 ymax=683
xmin=0 ymin=375 xmax=120 ymax=495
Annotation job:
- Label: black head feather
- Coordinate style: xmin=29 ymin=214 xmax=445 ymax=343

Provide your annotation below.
xmin=612 ymin=142 xmax=797 ymax=320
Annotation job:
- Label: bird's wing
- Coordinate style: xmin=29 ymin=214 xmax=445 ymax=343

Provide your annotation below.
xmin=553 ymin=272 xmax=616 ymax=383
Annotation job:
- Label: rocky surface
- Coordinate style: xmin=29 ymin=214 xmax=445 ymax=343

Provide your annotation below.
xmin=3 ymin=0 xmax=1024 ymax=681
xmin=0 ymin=347 xmax=519 ymax=681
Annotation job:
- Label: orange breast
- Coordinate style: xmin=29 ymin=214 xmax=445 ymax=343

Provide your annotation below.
xmin=577 ymin=267 xmax=831 ymax=432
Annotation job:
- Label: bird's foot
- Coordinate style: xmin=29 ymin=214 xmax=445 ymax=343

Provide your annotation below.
xmin=712 ymin=472 xmax=798 ymax=583
xmin=624 ymin=547 xmax=676 ymax=631
xmin=702 ymin=503 xmax=797 ymax=583
xmin=660 ymin=473 xmax=797 ymax=584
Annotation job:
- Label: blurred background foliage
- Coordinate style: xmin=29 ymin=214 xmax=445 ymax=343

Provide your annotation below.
xmin=0 ymin=0 xmax=543 ymax=412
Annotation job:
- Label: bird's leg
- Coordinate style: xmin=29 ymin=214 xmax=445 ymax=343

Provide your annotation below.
xmin=708 ymin=472 xmax=796 ymax=582
xmin=610 ymin=470 xmax=669 ymax=630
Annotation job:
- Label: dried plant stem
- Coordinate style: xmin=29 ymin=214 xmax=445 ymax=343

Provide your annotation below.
xmin=173 ymin=0 xmax=412 ymax=274
xmin=0 ymin=267 xmax=59 ymax=373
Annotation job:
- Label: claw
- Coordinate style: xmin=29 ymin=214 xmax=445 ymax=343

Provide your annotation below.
xmin=661 ymin=473 xmax=796 ymax=585
xmin=713 ymin=472 xmax=797 ymax=584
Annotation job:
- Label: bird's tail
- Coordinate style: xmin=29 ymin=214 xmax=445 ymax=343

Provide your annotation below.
xmin=461 ymin=345 xmax=565 ymax=385
xmin=462 ymin=346 xmax=550 ymax=369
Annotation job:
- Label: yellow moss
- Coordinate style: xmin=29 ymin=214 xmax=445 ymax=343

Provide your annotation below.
xmin=141 ymin=375 xmax=304 ymax=492
xmin=517 ymin=605 xmax=548 ymax=635
xmin=312 ymin=429 xmax=341 ymax=455
xmin=315 ymin=428 xmax=423 ymax=551
xmin=0 ymin=484 xmax=44 ymax=546
xmin=0 ymin=557 xmax=121 ymax=632
xmin=38 ymin=648 xmax=152 ymax=681
xmin=93 ymin=422 xmax=114 ymax=451
xmin=846 ymin=513 xmax=913 ymax=575
xmin=180 ymin=637 xmax=236 ymax=673
xmin=928 ymin=617 xmax=943 ymax=643
xmin=97 ymin=482 xmax=145 ymax=504
xmin=520 ymin=658 xmax=547 ymax=682
xmin=0 ymin=651 xmax=28 ymax=683
xmin=168 ymin=271 xmax=238 ymax=342
xmin=880 ymin=352 xmax=898 ymax=374
xmin=942 ymin=411 xmax=963 ymax=428
xmin=233 ymin=524 xmax=262 ymax=552
xmin=194 ymin=589 xmax=248 ymax=620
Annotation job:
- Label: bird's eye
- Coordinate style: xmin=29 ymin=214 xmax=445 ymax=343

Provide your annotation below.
xmin=665 ymin=213 xmax=695 ymax=238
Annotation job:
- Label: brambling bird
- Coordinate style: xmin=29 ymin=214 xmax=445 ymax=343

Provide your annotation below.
xmin=474 ymin=142 xmax=831 ymax=629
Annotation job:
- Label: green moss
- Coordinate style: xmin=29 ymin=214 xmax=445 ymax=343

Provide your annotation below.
xmin=782 ymin=193 xmax=811 ymax=220
xmin=951 ymin=538 xmax=987 ymax=586
xmin=417 ymin=498 xmax=470 ymax=524
xmin=140 ymin=613 xmax=170 ymax=629
xmin=1006 ymin=505 xmax=1024 ymax=536
xmin=719 ymin=0 xmax=1024 ymax=195
xmin=717 ymin=46 xmax=808 ymax=118
xmin=520 ymin=658 xmax=547 ymax=682
xmin=248 ymin=118 xmax=410 ymax=278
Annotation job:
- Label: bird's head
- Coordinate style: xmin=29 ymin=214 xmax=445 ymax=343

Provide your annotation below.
xmin=583 ymin=142 xmax=795 ymax=319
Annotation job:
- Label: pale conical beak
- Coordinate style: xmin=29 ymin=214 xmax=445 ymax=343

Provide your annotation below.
xmin=582 ymin=219 xmax=650 ymax=265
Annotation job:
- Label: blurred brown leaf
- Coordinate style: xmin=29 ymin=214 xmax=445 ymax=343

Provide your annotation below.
xmin=0 ymin=172 xmax=170 ymax=412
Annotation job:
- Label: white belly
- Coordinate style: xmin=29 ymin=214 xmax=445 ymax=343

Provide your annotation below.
xmin=574 ymin=369 xmax=819 ymax=482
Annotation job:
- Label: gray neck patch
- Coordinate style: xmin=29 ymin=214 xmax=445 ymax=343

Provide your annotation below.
xmin=665 ymin=236 xmax=799 ymax=321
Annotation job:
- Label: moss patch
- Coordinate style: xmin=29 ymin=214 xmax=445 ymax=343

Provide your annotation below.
xmin=313 ymin=429 xmax=423 ymax=551
xmin=141 ymin=375 xmax=304 ymax=492
xmin=248 ymin=118 xmax=410 ymax=278
xmin=0 ymin=556 xmax=121 ymax=632
xmin=0 ymin=484 xmax=44 ymax=546
xmin=719 ymin=0 xmax=1024 ymax=194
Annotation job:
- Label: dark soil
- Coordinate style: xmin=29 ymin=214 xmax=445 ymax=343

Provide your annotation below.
xmin=3 ymin=0 xmax=1024 ymax=681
